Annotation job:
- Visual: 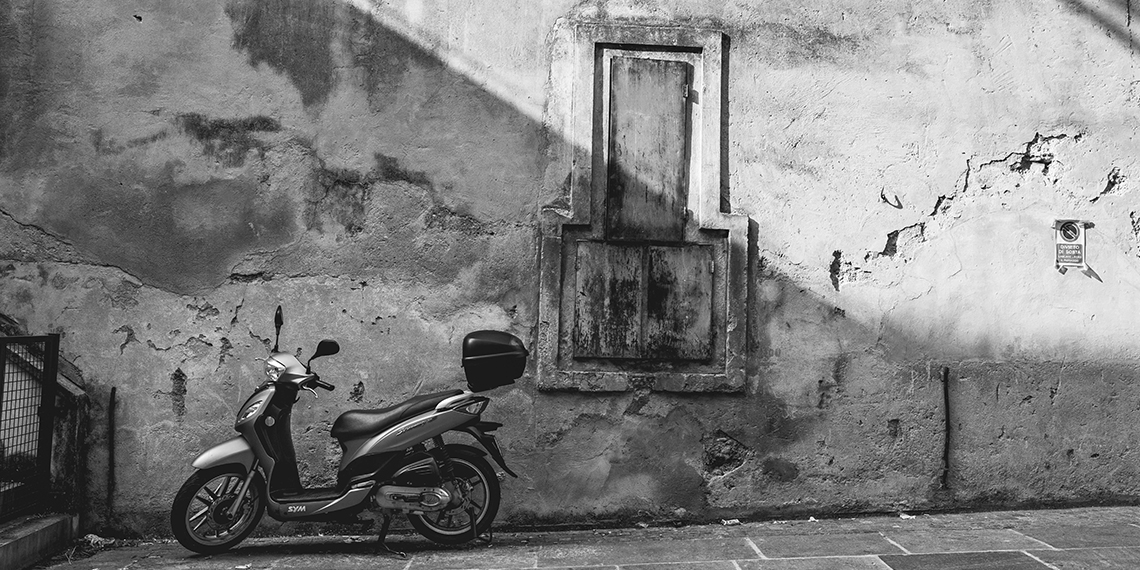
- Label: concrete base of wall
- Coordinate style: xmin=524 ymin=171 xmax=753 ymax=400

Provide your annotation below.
xmin=0 ymin=514 xmax=79 ymax=570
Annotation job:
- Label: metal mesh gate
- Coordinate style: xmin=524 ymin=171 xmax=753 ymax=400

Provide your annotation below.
xmin=0 ymin=335 xmax=59 ymax=522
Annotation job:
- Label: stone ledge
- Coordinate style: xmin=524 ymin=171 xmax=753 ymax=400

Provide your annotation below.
xmin=0 ymin=514 xmax=79 ymax=570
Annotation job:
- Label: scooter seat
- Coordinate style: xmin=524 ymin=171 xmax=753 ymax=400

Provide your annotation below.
xmin=331 ymin=389 xmax=464 ymax=441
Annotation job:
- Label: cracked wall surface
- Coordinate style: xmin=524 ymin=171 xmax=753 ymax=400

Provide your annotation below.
xmin=2 ymin=0 xmax=1140 ymax=534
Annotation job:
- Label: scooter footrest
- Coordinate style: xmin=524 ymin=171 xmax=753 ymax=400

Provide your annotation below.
xmin=272 ymin=487 xmax=342 ymax=502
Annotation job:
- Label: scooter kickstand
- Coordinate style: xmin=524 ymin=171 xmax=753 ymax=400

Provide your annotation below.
xmin=467 ymin=507 xmax=493 ymax=546
xmin=375 ymin=512 xmax=406 ymax=559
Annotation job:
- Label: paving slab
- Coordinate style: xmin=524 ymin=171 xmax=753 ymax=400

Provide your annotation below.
xmin=536 ymin=537 xmax=757 ymax=567
xmin=1030 ymin=546 xmax=1140 ymax=569
xmin=1017 ymin=524 xmax=1140 ymax=548
xmin=30 ymin=507 xmax=1140 ymax=570
xmin=880 ymin=529 xmax=1050 ymax=554
xmin=879 ymin=551 xmax=1049 ymax=570
xmin=737 ymin=556 xmax=890 ymax=569
xmin=620 ymin=562 xmax=738 ymax=569
xmin=748 ymin=532 xmax=904 ymax=557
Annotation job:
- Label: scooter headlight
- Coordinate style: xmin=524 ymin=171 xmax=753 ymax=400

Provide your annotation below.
xmin=264 ymin=358 xmax=285 ymax=382
xmin=238 ymin=399 xmax=263 ymax=423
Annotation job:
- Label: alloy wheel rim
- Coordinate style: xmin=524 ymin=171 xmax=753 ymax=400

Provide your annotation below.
xmin=184 ymin=474 xmax=258 ymax=545
xmin=419 ymin=458 xmax=489 ymax=535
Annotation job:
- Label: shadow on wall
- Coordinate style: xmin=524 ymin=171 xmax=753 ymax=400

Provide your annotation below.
xmin=1059 ymin=0 xmax=1137 ymax=53
xmin=2 ymin=0 xmax=1139 ymax=530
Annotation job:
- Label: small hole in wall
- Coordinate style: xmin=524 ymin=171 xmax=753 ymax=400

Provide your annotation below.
xmin=887 ymin=419 xmax=901 ymax=438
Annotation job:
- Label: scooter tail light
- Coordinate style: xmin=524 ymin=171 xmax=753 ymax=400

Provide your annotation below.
xmin=463 ymin=400 xmax=488 ymax=415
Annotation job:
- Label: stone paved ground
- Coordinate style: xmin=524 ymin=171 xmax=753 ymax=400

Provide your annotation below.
xmin=34 ymin=507 xmax=1140 ymax=569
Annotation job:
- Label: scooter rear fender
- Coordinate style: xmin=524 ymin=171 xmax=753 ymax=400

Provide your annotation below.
xmin=192 ymin=436 xmax=255 ymax=471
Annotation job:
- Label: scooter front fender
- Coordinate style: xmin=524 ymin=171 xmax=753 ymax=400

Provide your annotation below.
xmin=192 ymin=436 xmax=255 ymax=471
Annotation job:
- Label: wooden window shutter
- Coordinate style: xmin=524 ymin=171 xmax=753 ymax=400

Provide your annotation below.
xmin=605 ymin=56 xmax=691 ymax=243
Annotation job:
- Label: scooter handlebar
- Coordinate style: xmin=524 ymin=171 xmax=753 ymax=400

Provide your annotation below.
xmin=313 ymin=378 xmax=335 ymax=391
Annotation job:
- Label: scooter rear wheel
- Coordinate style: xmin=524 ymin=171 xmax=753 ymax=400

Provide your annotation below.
xmin=408 ymin=445 xmax=501 ymax=544
xmin=171 ymin=464 xmax=265 ymax=554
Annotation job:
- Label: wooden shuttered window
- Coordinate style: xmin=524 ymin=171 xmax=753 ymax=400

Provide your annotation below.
xmin=605 ymin=56 xmax=691 ymax=243
xmin=573 ymin=54 xmax=713 ymax=363
xmin=574 ymin=242 xmax=713 ymax=361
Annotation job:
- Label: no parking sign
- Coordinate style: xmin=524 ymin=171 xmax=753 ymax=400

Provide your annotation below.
xmin=1054 ymin=219 xmax=1100 ymax=280
xmin=1054 ymin=220 xmax=1086 ymax=272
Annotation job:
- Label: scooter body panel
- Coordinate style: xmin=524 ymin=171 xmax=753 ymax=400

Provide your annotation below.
xmin=191 ymin=436 xmax=255 ymax=471
xmin=339 ymin=399 xmax=482 ymax=468
xmin=264 ymin=481 xmax=375 ymax=520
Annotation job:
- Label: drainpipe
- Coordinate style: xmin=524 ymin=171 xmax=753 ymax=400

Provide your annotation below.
xmin=940 ymin=367 xmax=951 ymax=489
xmin=107 ymin=386 xmax=117 ymax=520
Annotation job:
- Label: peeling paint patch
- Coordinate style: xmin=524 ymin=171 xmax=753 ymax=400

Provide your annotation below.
xmin=348 ymin=381 xmax=365 ymax=403
xmin=829 ymin=251 xmax=842 ymax=291
xmin=830 ymin=251 xmax=865 ymax=289
xmin=871 ymin=223 xmax=926 ymax=260
xmin=188 ymin=301 xmax=220 ymax=320
xmin=1011 ymin=132 xmax=1080 ymax=174
xmin=935 ymin=133 xmax=1083 ymax=217
xmin=702 ymin=430 xmax=750 ymax=476
xmin=113 ymin=325 xmax=137 ymax=354
xmin=170 ymin=368 xmax=188 ymax=417
xmin=218 ymin=337 xmax=233 ymax=366
xmin=1090 ymin=167 xmax=1125 ymax=203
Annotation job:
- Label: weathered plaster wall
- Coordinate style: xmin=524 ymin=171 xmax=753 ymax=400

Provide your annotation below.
xmin=1 ymin=0 xmax=1139 ymax=534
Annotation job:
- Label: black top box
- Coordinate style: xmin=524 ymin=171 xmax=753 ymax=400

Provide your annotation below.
xmin=462 ymin=331 xmax=528 ymax=392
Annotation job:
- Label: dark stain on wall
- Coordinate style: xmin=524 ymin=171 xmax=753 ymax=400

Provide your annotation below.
xmin=345 ymin=10 xmax=436 ymax=112
xmin=754 ymin=23 xmax=865 ymax=68
xmin=308 ymin=166 xmax=376 ymax=237
xmin=0 ymin=0 xmax=48 ymax=171
xmin=225 ymin=0 xmax=336 ymax=108
xmin=41 ymin=162 xmax=296 ymax=294
xmin=374 ymin=153 xmax=430 ymax=186
xmin=91 ymin=129 xmax=169 ymax=157
xmin=0 ymin=0 xmax=17 ymax=160
xmin=175 ymin=113 xmax=280 ymax=167
xmin=424 ymin=204 xmax=492 ymax=235
xmin=762 ymin=456 xmax=800 ymax=482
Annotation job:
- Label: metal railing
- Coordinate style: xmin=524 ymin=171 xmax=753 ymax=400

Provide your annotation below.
xmin=0 ymin=334 xmax=59 ymax=523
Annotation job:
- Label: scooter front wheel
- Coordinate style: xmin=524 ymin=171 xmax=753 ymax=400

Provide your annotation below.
xmin=171 ymin=464 xmax=265 ymax=554
xmin=408 ymin=445 xmax=501 ymax=544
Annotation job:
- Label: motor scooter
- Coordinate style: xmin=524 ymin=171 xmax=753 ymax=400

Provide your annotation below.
xmin=170 ymin=306 xmax=526 ymax=554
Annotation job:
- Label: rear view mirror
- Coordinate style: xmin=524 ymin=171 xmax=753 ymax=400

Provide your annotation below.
xmin=272 ymin=306 xmax=283 ymax=352
xmin=306 ymin=339 xmax=340 ymax=372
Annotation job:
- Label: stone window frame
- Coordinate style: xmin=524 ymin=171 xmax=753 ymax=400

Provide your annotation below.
xmin=538 ymin=21 xmax=748 ymax=393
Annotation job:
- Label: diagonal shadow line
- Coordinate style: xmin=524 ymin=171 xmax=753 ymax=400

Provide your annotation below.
xmin=1058 ymin=0 xmax=1137 ymax=52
